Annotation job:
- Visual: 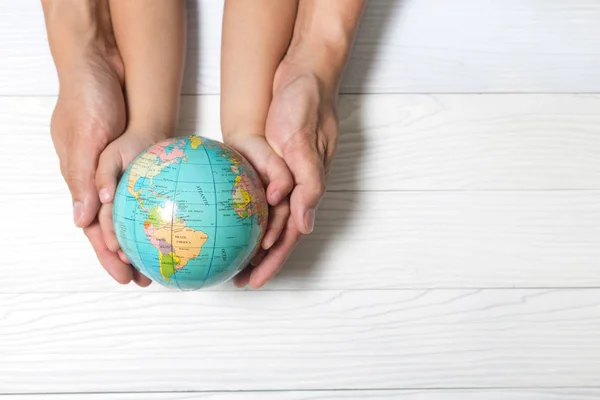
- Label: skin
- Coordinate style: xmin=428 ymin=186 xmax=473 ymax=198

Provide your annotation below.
xmin=41 ymin=0 xmax=123 ymax=229
xmin=44 ymin=0 xmax=364 ymax=289
xmin=42 ymin=0 xmax=186 ymax=286
xmin=91 ymin=0 xmax=186 ymax=286
xmin=222 ymin=0 xmax=366 ymax=288
xmin=220 ymin=0 xmax=299 ymax=288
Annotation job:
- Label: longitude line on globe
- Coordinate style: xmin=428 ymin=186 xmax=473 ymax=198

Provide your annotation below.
xmin=200 ymin=139 xmax=220 ymax=286
xmin=129 ymin=159 xmax=163 ymax=284
xmin=168 ymin=138 xmax=191 ymax=291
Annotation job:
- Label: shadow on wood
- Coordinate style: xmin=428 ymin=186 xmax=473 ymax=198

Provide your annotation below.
xmin=272 ymin=1 xmax=401 ymax=287
xmin=342 ymin=0 xmax=405 ymax=94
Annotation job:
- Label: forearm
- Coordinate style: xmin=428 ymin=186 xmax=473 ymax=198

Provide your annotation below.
xmin=109 ymin=0 xmax=186 ymax=136
xmin=42 ymin=0 xmax=117 ymax=81
xmin=287 ymin=0 xmax=366 ymax=92
xmin=220 ymin=0 xmax=299 ymax=139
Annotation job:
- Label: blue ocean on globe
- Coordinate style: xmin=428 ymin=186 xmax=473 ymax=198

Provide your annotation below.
xmin=113 ymin=135 xmax=267 ymax=290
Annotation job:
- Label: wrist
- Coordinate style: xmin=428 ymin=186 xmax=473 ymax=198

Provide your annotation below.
xmin=286 ymin=30 xmax=354 ymax=96
xmin=42 ymin=0 xmax=118 ymax=73
xmin=285 ymin=0 xmax=365 ymax=94
xmin=283 ymin=38 xmax=348 ymax=96
xmin=222 ymin=131 xmax=265 ymax=145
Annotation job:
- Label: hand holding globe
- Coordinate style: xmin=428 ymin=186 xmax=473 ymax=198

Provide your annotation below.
xmin=42 ymin=1 xmax=362 ymax=289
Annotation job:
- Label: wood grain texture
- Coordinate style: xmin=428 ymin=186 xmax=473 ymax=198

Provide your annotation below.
xmin=4 ymin=94 xmax=600 ymax=193
xmin=3 ymin=0 xmax=600 ymax=95
xmin=8 ymin=389 xmax=600 ymax=399
xmin=4 ymin=189 xmax=600 ymax=292
xmin=2 ymin=96 xmax=600 ymax=292
xmin=2 ymin=289 xmax=600 ymax=393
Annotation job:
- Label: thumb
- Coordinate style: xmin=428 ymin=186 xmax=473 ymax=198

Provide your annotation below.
xmin=95 ymin=141 xmax=124 ymax=205
xmin=64 ymin=143 xmax=102 ymax=228
xmin=285 ymin=142 xmax=326 ymax=235
xmin=263 ymin=152 xmax=294 ymax=206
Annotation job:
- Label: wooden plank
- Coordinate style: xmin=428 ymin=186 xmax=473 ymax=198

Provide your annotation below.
xmin=275 ymin=190 xmax=600 ymax=289
xmin=3 ymin=0 xmax=600 ymax=95
xmin=4 ymin=94 xmax=600 ymax=193
xmin=1 ymin=289 xmax=600 ymax=392
xmin=2 ymin=96 xmax=600 ymax=292
xmin=3 ymin=189 xmax=600 ymax=292
xmin=6 ymin=389 xmax=600 ymax=399
xmin=330 ymin=94 xmax=600 ymax=191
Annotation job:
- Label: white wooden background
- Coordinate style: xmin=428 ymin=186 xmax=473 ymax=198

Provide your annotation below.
xmin=1 ymin=0 xmax=600 ymax=398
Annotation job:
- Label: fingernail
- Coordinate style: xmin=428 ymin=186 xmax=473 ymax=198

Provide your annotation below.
xmin=304 ymin=208 xmax=316 ymax=233
xmin=99 ymin=188 xmax=111 ymax=203
xmin=73 ymin=201 xmax=84 ymax=226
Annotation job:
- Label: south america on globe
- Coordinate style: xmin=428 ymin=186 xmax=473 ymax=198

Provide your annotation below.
xmin=113 ymin=135 xmax=268 ymax=290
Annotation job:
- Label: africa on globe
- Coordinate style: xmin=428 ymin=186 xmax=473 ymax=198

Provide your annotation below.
xmin=113 ymin=135 xmax=268 ymax=290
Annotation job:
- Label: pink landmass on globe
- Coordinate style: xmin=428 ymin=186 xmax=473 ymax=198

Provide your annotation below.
xmin=148 ymin=140 xmax=187 ymax=163
xmin=231 ymin=172 xmax=267 ymax=227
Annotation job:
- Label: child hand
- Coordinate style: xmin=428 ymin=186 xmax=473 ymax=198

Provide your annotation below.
xmin=222 ymin=133 xmax=295 ymax=288
xmin=232 ymin=58 xmax=339 ymax=289
xmin=85 ymin=130 xmax=167 ymax=287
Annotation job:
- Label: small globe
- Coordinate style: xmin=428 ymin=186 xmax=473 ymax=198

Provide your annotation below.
xmin=113 ymin=135 xmax=267 ymax=290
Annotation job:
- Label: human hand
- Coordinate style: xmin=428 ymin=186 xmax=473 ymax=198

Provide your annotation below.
xmin=231 ymin=57 xmax=339 ymax=289
xmin=222 ymin=133 xmax=295 ymax=288
xmin=87 ymin=129 xmax=170 ymax=287
xmin=50 ymin=47 xmax=125 ymax=229
xmin=49 ymin=44 xmax=153 ymax=284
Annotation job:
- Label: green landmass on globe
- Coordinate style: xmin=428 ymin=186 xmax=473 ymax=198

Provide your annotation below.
xmin=113 ymin=135 xmax=267 ymax=290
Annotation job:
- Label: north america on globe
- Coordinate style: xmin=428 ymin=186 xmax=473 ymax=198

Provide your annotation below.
xmin=113 ymin=135 xmax=268 ymax=290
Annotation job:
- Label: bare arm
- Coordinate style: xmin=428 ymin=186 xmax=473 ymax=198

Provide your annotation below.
xmin=220 ymin=0 xmax=299 ymax=288
xmin=90 ymin=0 xmax=187 ymax=286
xmin=288 ymin=0 xmax=366 ymax=94
xmin=108 ymin=0 xmax=187 ymax=136
xmin=220 ymin=0 xmax=299 ymax=137
xmin=42 ymin=0 xmax=121 ymax=82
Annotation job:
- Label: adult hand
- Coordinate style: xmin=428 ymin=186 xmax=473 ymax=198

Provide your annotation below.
xmin=232 ymin=56 xmax=339 ymax=289
xmin=50 ymin=47 xmax=125 ymax=228
xmin=49 ymin=44 xmax=150 ymax=285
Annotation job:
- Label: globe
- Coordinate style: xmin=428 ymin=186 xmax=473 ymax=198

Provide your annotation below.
xmin=113 ymin=135 xmax=268 ymax=290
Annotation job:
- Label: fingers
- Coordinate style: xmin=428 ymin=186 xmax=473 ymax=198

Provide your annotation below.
xmin=133 ymin=269 xmax=152 ymax=287
xmin=98 ymin=202 xmax=120 ymax=252
xmin=233 ymin=265 xmax=254 ymax=288
xmin=227 ymin=135 xmax=294 ymax=206
xmin=117 ymin=249 xmax=130 ymax=264
xmin=96 ymin=142 xmax=124 ymax=204
xmin=264 ymin=153 xmax=294 ymax=206
xmin=284 ymin=140 xmax=326 ymax=234
xmin=63 ymin=142 xmax=102 ymax=228
xmin=233 ymin=244 xmax=267 ymax=288
xmin=251 ymin=248 xmax=267 ymax=266
xmin=249 ymin=216 xmax=302 ymax=289
xmin=262 ymin=199 xmax=290 ymax=250
xmin=84 ymin=221 xmax=133 ymax=285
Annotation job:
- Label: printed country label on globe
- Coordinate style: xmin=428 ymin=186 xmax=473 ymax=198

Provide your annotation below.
xmin=113 ymin=135 xmax=268 ymax=290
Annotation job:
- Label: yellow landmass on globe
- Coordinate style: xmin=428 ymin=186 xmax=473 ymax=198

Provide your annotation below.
xmin=154 ymin=221 xmax=208 ymax=270
xmin=144 ymin=205 xmax=208 ymax=282
xmin=232 ymin=178 xmax=252 ymax=210
xmin=189 ymin=136 xmax=203 ymax=149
